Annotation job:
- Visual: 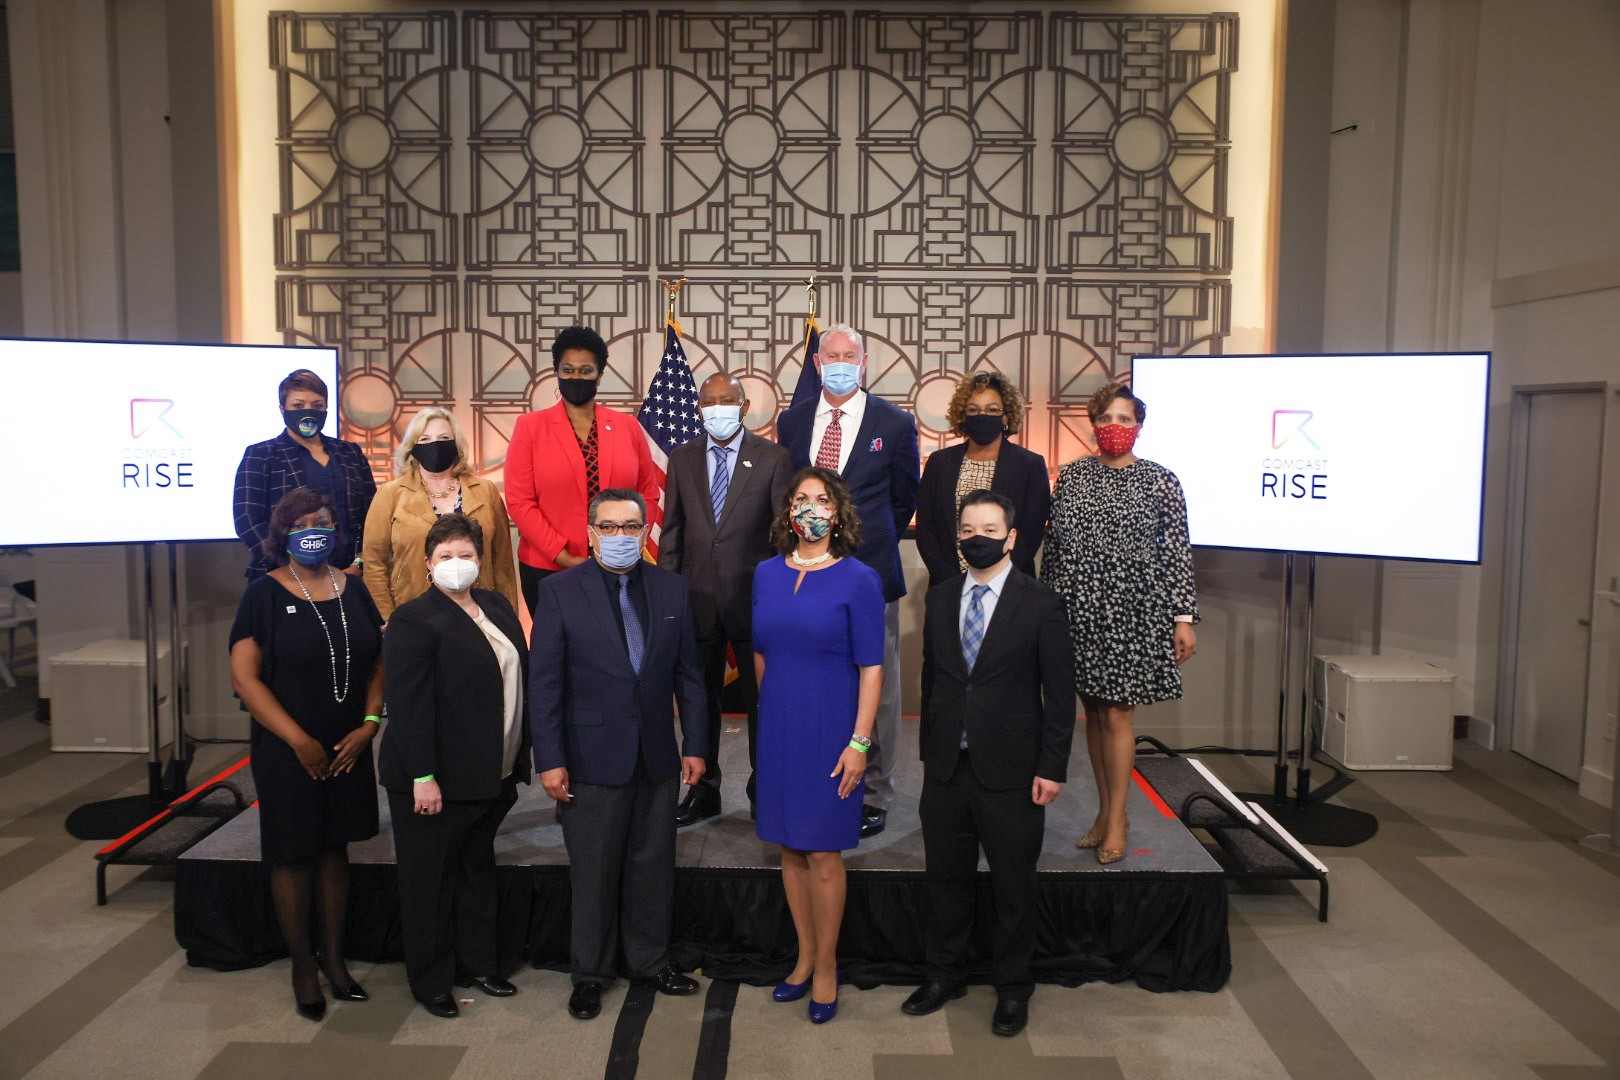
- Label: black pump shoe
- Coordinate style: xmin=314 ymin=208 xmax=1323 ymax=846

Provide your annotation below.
xmin=328 ymin=981 xmax=368 ymax=1002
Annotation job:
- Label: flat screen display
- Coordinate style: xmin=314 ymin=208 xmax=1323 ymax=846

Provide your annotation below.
xmin=0 ymin=339 xmax=340 ymax=546
xmin=1130 ymin=352 xmax=1489 ymax=563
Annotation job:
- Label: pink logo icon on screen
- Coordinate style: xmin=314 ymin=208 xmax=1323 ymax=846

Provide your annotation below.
xmin=130 ymin=398 xmax=181 ymax=439
xmin=1271 ymin=410 xmax=1319 ymax=451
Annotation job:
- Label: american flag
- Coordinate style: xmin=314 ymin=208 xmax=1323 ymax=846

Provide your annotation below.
xmin=636 ymin=319 xmax=703 ymax=557
xmin=788 ymin=318 xmax=821 ymax=411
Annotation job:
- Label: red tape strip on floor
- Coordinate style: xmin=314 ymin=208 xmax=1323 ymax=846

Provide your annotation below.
xmin=1131 ymin=768 xmax=1177 ymax=819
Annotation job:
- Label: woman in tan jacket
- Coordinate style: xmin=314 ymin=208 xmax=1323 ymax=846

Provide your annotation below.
xmin=362 ymin=407 xmax=521 ymax=622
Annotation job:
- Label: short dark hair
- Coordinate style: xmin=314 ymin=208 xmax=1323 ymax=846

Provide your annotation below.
xmin=424 ymin=512 xmax=484 ymax=559
xmin=278 ymin=368 xmax=329 ymax=409
xmin=264 ymin=486 xmax=337 ymax=566
xmin=958 ymin=489 xmax=1016 ymax=530
xmin=771 ymin=466 xmax=863 ymax=558
xmin=589 ymin=487 xmax=647 ymax=525
xmin=1088 ymin=380 xmax=1146 ymax=424
xmin=551 ymin=326 xmax=609 ymax=369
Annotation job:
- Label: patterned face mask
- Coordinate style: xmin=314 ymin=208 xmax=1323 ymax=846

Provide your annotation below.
xmin=1094 ymin=422 xmax=1140 ymax=458
xmin=791 ymin=504 xmax=834 ymax=541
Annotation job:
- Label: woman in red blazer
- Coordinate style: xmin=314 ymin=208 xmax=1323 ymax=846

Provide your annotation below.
xmin=505 ymin=326 xmax=662 ymax=616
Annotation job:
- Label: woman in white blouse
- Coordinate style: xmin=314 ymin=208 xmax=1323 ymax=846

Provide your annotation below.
xmin=379 ymin=513 xmax=530 ymax=1018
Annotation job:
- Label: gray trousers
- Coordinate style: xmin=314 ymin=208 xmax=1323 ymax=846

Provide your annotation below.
xmin=864 ymin=599 xmax=904 ymax=809
xmin=559 ymin=768 xmax=679 ymax=985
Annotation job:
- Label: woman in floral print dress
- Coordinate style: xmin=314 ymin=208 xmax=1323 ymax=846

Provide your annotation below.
xmin=1040 ymin=382 xmax=1198 ymax=864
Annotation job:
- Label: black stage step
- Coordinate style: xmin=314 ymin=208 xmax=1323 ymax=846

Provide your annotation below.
xmin=95 ymin=759 xmax=254 ymax=905
xmin=1134 ymin=749 xmax=1329 ymax=921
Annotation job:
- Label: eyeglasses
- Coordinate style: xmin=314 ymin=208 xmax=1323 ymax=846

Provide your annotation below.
xmin=591 ymin=522 xmax=646 ymax=536
xmin=962 ymin=405 xmax=1005 ymax=416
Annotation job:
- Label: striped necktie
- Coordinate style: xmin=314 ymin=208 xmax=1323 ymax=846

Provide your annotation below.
xmin=710 ymin=445 xmax=731 ymax=523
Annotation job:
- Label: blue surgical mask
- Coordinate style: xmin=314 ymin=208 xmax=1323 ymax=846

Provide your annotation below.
xmin=820 ymin=362 xmax=861 ymax=397
xmin=286 ymin=527 xmax=335 ymax=566
xmin=596 ymin=533 xmax=643 ymax=570
xmin=702 ymin=404 xmax=743 ymax=442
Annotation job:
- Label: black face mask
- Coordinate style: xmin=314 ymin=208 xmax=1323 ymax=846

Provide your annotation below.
xmin=558 ymin=376 xmax=599 ymax=406
xmin=283 ymin=408 xmax=327 ymax=439
xmin=961 ymin=414 xmax=1006 ymax=446
xmin=959 ymin=534 xmax=1009 ymax=571
xmin=411 ymin=439 xmax=458 ymax=474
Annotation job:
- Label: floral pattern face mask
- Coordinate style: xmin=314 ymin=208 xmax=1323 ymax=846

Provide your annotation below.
xmin=791 ymin=503 xmax=834 ymax=541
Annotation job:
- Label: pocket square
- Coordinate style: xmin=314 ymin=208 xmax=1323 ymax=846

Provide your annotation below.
xmin=869 ymin=437 xmax=883 ymax=452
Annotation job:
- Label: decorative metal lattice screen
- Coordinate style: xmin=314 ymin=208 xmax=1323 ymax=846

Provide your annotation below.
xmin=272 ymin=9 xmax=1235 ymax=481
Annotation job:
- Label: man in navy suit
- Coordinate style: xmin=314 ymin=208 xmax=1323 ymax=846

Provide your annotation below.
xmin=776 ymin=324 xmax=920 ymax=837
xmin=529 ymin=488 xmax=709 ymax=1020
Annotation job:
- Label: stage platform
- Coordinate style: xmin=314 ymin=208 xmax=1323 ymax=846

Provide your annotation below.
xmin=176 ymin=719 xmax=1231 ymax=993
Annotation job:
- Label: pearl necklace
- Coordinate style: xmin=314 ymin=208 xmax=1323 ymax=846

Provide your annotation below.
xmin=287 ymin=563 xmax=352 ymax=703
xmin=791 ymin=548 xmax=833 ymax=567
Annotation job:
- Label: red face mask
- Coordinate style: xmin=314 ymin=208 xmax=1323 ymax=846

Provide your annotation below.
xmin=1094 ymin=422 xmax=1140 ymax=458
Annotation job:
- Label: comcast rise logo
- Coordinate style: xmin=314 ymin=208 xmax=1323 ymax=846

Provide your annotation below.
xmin=1262 ymin=409 xmax=1326 ymax=500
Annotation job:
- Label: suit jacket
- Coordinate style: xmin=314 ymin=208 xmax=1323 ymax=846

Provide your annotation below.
xmin=777 ymin=392 xmax=921 ymax=602
xmin=360 ymin=471 xmax=521 ymax=621
xmin=503 ymin=402 xmax=662 ymax=570
xmin=658 ymin=429 xmax=793 ymax=638
xmin=379 ymin=587 xmax=532 ymax=799
xmin=915 ymin=440 xmax=1052 ymax=587
xmin=233 ymin=431 xmax=376 ymax=576
xmin=919 ymin=569 xmax=1075 ymax=791
xmin=528 ymin=560 xmax=708 ymax=786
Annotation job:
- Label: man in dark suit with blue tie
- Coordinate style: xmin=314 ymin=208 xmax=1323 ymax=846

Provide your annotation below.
xmin=529 ymin=488 xmax=709 ymax=1020
xmin=776 ymin=324 xmax=920 ymax=837
xmin=904 ymin=490 xmax=1075 ymax=1037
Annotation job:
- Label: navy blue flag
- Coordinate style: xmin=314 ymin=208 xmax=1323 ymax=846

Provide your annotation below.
xmin=788 ymin=319 xmax=821 ymax=412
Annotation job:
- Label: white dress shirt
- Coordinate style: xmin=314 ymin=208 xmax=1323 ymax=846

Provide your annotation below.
xmin=959 ymin=560 xmax=1013 ymax=645
xmin=472 ymin=607 xmax=524 ymax=778
xmin=810 ymin=389 xmax=869 ymax=475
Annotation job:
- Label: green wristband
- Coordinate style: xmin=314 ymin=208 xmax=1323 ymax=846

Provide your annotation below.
xmin=848 ymin=740 xmax=868 ymax=754
xmin=413 ymin=774 xmax=435 ymax=783
xmin=364 ymin=715 xmax=382 ymax=726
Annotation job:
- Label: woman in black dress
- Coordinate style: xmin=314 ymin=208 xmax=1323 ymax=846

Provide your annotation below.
xmin=1040 ymin=382 xmax=1198 ymax=865
xmin=229 ymin=486 xmax=385 ymax=1021
xmin=380 ymin=513 xmax=530 ymax=1019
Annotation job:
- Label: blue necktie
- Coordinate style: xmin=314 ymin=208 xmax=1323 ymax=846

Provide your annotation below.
xmin=618 ymin=575 xmax=645 ymax=676
xmin=710 ymin=446 xmax=731 ymax=523
xmin=962 ymin=584 xmax=990 ymax=671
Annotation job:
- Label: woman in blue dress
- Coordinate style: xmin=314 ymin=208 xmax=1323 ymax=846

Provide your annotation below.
xmin=753 ymin=466 xmax=885 ymax=1023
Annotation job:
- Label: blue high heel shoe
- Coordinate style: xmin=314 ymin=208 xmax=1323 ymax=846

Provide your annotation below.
xmin=772 ymin=976 xmax=811 ymax=1003
xmin=808 ymin=990 xmax=838 ymax=1024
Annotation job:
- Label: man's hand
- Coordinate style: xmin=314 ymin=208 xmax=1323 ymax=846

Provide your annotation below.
xmin=681 ymin=757 xmax=706 ymax=787
xmin=540 ymin=766 xmax=571 ymax=801
xmin=1031 ymin=778 xmax=1062 ymax=806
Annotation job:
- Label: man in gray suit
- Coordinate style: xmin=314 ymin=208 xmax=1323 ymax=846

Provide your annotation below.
xmin=660 ymin=372 xmax=794 ymax=825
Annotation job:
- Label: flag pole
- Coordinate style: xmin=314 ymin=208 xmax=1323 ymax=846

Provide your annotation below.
xmin=658 ymin=276 xmax=687 ymax=335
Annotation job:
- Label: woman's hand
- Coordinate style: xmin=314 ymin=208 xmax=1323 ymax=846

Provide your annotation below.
xmin=556 ymin=549 xmax=585 ymax=569
xmin=831 ymin=746 xmax=867 ymax=799
xmin=1173 ymin=622 xmax=1197 ymax=665
xmin=413 ymin=778 xmax=443 ymax=815
xmin=330 ymin=723 xmax=377 ymax=775
xmin=292 ymin=734 xmax=331 ymax=781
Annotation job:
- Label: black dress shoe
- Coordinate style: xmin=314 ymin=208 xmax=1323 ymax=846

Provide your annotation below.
xmin=456 ymin=975 xmax=516 ymax=997
xmin=674 ymin=787 xmax=721 ymax=828
xmin=860 ymin=804 xmax=887 ymax=838
xmin=569 ymin=982 xmax=604 ymax=1019
xmin=991 ymin=992 xmax=1029 ymax=1037
xmin=423 ymin=994 xmax=459 ymax=1019
xmin=900 ymin=980 xmax=965 ymax=1016
xmin=646 ymin=966 xmax=700 ymax=996
xmin=328 ymin=981 xmax=368 ymax=1002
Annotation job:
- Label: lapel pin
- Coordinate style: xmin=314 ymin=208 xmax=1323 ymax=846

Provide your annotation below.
xmin=743 ymin=460 xmax=753 ymax=468
xmin=869 ymin=437 xmax=883 ymax=452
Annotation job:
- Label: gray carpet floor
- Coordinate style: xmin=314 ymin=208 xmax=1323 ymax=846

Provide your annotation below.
xmin=3 ymin=683 xmax=1618 ymax=1079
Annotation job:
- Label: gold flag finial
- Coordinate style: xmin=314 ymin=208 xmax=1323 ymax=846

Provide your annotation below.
xmin=658 ymin=277 xmax=687 ymax=322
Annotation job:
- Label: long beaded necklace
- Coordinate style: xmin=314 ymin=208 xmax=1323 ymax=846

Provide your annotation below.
xmin=287 ymin=562 xmax=352 ymax=703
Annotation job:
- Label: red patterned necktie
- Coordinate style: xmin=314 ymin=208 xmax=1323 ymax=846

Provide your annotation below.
xmin=815 ymin=408 xmax=843 ymax=471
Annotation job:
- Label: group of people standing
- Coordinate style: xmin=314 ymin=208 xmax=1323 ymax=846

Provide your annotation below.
xmin=226 ymin=323 xmax=1199 ymax=1036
